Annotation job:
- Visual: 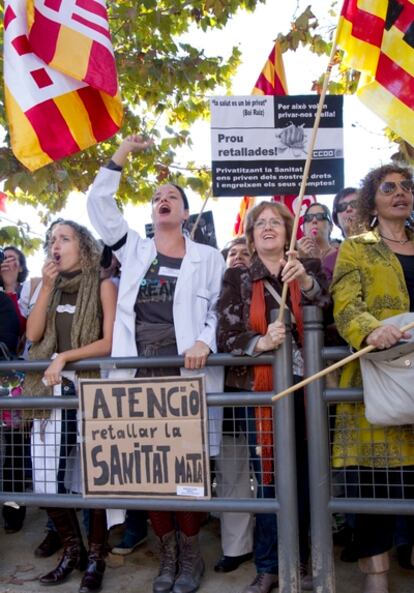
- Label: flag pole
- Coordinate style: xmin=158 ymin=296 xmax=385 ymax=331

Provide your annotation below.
xmin=272 ymin=320 xmax=414 ymax=401
xmin=277 ymin=25 xmax=342 ymax=322
xmin=190 ymin=191 xmax=211 ymax=240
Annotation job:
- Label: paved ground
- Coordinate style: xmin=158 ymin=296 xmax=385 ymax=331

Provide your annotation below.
xmin=0 ymin=507 xmax=413 ymax=593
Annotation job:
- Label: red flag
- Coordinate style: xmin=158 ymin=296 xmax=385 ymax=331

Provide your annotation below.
xmin=0 ymin=192 xmax=6 ymax=212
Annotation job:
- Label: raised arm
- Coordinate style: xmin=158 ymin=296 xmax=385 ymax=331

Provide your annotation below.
xmin=26 ymin=261 xmax=58 ymax=342
xmin=86 ymin=135 xmax=153 ymax=248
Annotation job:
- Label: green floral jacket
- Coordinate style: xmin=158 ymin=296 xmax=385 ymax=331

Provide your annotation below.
xmin=330 ymin=229 xmax=414 ymax=468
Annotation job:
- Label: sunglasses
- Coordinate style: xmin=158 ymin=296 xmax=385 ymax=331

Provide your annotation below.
xmin=336 ymin=199 xmax=358 ymax=213
xmin=378 ymin=180 xmax=414 ymax=195
xmin=303 ymin=212 xmax=331 ymax=223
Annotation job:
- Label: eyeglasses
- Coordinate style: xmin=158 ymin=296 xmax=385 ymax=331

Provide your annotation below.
xmin=254 ymin=218 xmax=284 ymax=229
xmin=303 ymin=212 xmax=331 ymax=223
xmin=336 ymin=199 xmax=358 ymax=213
xmin=378 ymin=180 xmax=414 ymax=195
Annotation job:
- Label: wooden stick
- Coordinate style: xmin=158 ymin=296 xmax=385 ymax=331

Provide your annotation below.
xmin=277 ymin=29 xmax=341 ymax=321
xmin=190 ymin=191 xmax=210 ymax=241
xmin=272 ymin=320 xmax=414 ymax=401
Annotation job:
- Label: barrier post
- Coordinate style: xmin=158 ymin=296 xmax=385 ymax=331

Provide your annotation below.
xmin=274 ymin=309 xmax=300 ymax=593
xmin=304 ymin=306 xmax=335 ymax=593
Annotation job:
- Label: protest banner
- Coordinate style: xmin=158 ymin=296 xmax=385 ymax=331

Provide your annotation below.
xmin=211 ymin=95 xmax=343 ymax=196
xmin=79 ymin=376 xmax=210 ymax=498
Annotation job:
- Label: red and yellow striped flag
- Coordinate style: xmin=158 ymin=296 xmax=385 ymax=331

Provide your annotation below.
xmin=337 ymin=0 xmax=414 ymax=147
xmin=4 ymin=0 xmax=123 ymax=171
xmin=234 ymin=41 xmax=288 ymax=236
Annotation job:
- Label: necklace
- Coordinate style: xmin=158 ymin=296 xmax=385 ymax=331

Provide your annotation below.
xmin=379 ymin=233 xmax=409 ymax=245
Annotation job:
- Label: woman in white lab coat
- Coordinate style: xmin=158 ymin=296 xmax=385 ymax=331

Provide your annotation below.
xmin=87 ymin=135 xmax=225 ymax=593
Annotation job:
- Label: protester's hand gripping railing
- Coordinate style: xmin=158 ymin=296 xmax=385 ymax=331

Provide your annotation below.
xmin=0 ymin=311 xmax=302 ymax=593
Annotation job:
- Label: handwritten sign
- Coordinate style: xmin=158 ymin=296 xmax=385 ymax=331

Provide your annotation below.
xmin=79 ymin=376 xmax=210 ymax=498
xmin=210 ymin=95 xmax=344 ymax=196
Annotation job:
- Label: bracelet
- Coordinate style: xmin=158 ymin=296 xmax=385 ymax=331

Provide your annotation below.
xmin=301 ymin=277 xmax=315 ymax=293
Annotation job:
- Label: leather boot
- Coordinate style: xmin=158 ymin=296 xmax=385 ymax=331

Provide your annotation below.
xmin=39 ymin=508 xmax=87 ymax=586
xmin=153 ymin=531 xmax=178 ymax=593
xmin=173 ymin=532 xmax=204 ymax=593
xmin=79 ymin=509 xmax=107 ymax=593
xmin=359 ymin=552 xmax=389 ymax=593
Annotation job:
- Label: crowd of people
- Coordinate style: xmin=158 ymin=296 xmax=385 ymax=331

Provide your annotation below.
xmin=1 ymin=135 xmax=414 ymax=593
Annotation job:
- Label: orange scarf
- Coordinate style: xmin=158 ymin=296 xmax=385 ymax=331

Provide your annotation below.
xmin=250 ymin=279 xmax=303 ymax=484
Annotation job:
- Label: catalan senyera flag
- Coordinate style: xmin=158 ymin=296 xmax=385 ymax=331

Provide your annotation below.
xmin=4 ymin=0 xmax=123 ymax=171
xmin=234 ymin=42 xmax=288 ymax=236
xmin=234 ymin=41 xmax=314 ymax=238
xmin=337 ymin=0 xmax=414 ymax=147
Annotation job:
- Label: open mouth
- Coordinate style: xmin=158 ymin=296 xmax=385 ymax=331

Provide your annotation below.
xmin=159 ymin=204 xmax=171 ymax=214
xmin=53 ymin=254 xmax=61 ymax=263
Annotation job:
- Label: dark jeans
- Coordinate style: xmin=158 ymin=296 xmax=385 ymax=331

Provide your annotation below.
xmin=344 ymin=466 xmax=414 ymax=558
xmin=247 ymin=384 xmax=310 ymax=574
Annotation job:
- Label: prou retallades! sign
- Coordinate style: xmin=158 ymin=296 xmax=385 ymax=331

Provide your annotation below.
xmin=210 ymin=95 xmax=344 ymax=196
xmin=79 ymin=376 xmax=210 ymax=498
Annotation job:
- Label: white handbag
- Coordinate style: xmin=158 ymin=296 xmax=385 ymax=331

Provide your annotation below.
xmin=360 ymin=313 xmax=414 ymax=426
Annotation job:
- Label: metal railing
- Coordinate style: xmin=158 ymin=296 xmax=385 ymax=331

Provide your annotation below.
xmin=304 ymin=306 xmax=414 ymax=593
xmin=0 ymin=310 xmax=301 ymax=593
xmin=4 ymin=307 xmax=410 ymax=592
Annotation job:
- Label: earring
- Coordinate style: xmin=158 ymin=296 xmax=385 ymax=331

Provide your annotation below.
xmin=370 ymin=215 xmax=377 ymax=228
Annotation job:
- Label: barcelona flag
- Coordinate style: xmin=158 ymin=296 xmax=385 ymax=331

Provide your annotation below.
xmin=337 ymin=0 xmax=414 ymax=147
xmin=4 ymin=0 xmax=123 ymax=171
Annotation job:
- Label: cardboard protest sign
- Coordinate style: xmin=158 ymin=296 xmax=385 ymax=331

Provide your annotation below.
xmin=79 ymin=376 xmax=210 ymax=498
xmin=211 ymin=95 xmax=344 ymax=196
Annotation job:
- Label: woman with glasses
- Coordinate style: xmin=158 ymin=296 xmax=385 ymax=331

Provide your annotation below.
xmin=217 ymin=201 xmax=329 ymax=593
xmin=331 ymin=164 xmax=414 ymax=593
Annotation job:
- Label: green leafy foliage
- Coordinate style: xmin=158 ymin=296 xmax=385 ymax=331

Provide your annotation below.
xmin=0 ymin=0 xmax=411 ymax=249
xmin=0 ymin=0 xmax=265 ymax=225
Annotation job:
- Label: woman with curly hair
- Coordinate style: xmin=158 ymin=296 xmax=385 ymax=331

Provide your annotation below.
xmin=331 ymin=163 xmax=414 ymax=593
xmin=24 ymin=220 xmax=117 ymax=593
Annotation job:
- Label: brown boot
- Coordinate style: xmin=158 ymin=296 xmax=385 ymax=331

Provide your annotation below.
xmin=79 ymin=510 xmax=107 ymax=593
xmin=173 ymin=532 xmax=204 ymax=593
xmin=243 ymin=573 xmax=278 ymax=593
xmin=39 ymin=508 xmax=87 ymax=586
xmin=359 ymin=552 xmax=389 ymax=593
xmin=153 ymin=531 xmax=178 ymax=593
xmin=35 ymin=530 xmax=62 ymax=558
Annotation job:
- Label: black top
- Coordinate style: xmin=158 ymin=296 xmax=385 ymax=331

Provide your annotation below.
xmin=135 ymin=252 xmax=182 ymax=324
xmin=395 ymin=253 xmax=414 ymax=311
xmin=0 ymin=292 xmax=20 ymax=356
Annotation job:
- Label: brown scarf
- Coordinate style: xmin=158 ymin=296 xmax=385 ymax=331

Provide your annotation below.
xmin=250 ymin=278 xmax=303 ymax=484
xmin=23 ymin=269 xmax=102 ymax=418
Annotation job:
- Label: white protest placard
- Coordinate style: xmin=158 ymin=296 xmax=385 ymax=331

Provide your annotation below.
xmin=79 ymin=376 xmax=210 ymax=498
xmin=210 ymin=95 xmax=344 ymax=196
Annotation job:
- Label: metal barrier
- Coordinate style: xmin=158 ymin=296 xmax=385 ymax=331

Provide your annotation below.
xmin=0 ymin=311 xmax=301 ymax=593
xmin=304 ymin=306 xmax=414 ymax=593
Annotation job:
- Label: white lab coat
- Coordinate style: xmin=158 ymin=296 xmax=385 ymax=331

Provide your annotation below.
xmin=87 ymin=166 xmax=225 ymax=450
